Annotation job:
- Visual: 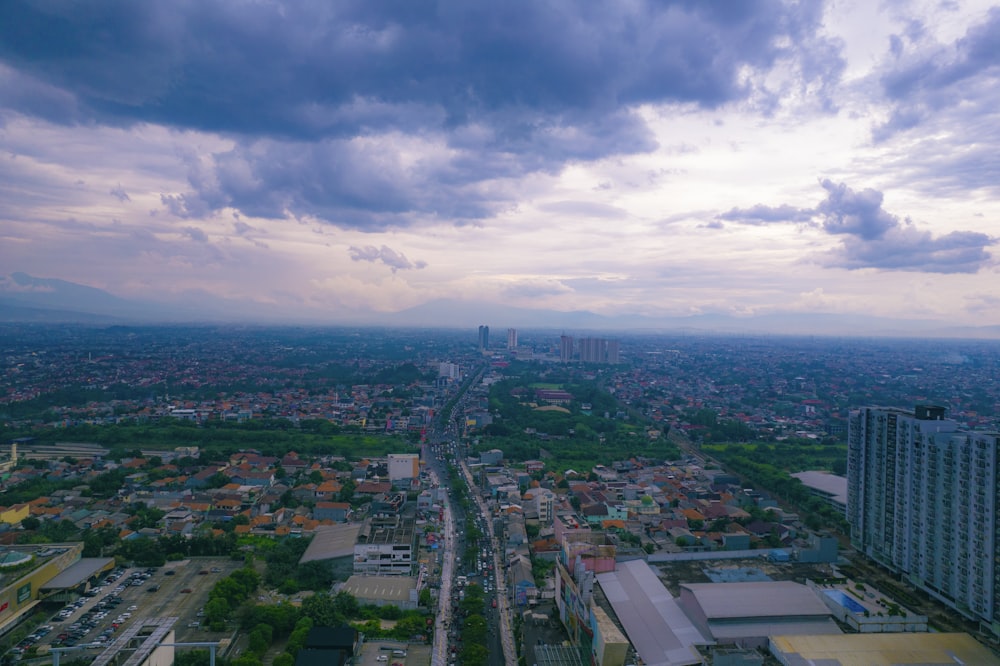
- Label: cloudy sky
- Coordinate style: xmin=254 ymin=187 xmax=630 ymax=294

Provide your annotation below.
xmin=1 ymin=0 xmax=999 ymax=327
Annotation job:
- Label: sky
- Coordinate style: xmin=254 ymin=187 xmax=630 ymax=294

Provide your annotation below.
xmin=1 ymin=0 xmax=999 ymax=327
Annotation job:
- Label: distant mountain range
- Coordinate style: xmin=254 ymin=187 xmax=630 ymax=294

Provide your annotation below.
xmin=2 ymin=272 xmax=999 ymax=338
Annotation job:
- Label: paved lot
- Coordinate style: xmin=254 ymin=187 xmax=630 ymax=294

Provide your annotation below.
xmin=360 ymin=640 xmax=431 ymax=666
xmin=29 ymin=557 xmax=242 ymax=660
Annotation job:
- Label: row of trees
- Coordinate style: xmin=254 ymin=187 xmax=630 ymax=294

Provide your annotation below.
xmin=703 ymin=445 xmax=848 ymax=532
xmin=1 ymin=419 xmax=415 ymax=459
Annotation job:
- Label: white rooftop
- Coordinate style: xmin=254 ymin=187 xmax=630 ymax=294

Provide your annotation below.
xmin=681 ymin=581 xmax=832 ymax=619
xmin=791 ymin=470 xmax=848 ymax=506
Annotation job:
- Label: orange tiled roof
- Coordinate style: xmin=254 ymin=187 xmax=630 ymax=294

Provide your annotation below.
xmin=680 ymin=508 xmax=706 ymax=522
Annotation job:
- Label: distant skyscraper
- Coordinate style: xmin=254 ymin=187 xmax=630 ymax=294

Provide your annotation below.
xmin=606 ymin=339 xmax=620 ymax=364
xmin=578 ymin=337 xmax=604 ymax=363
xmin=576 ymin=337 xmax=620 ymax=363
xmin=559 ymin=335 xmax=573 ymax=362
xmin=507 ymin=328 xmax=518 ymax=349
xmin=478 ymin=325 xmax=490 ymax=350
xmin=848 ymin=405 xmax=1000 ymax=628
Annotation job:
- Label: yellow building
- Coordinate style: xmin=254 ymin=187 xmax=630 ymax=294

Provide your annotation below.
xmin=0 ymin=504 xmax=29 ymax=525
xmin=0 ymin=543 xmax=84 ymax=634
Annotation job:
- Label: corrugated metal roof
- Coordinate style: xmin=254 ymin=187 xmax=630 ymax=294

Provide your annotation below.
xmin=596 ymin=559 xmax=707 ymax=666
xmin=681 ymin=581 xmax=832 ymax=619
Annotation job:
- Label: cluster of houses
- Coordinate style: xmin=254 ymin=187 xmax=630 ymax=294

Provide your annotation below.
xmin=481 ymin=454 xmax=836 ymax=559
xmin=0 ymin=448 xmax=429 ymax=544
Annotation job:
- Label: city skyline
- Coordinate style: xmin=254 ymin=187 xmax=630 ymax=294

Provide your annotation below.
xmin=1 ymin=2 xmax=999 ymax=330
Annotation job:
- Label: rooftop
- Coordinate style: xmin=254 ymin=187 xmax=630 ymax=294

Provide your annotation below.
xmin=769 ymin=632 xmax=1000 ymax=665
xmin=342 ymin=575 xmax=416 ymax=603
xmin=596 ymin=559 xmax=706 ymax=666
xmin=680 ymin=581 xmax=832 ymax=619
xmin=299 ymin=524 xmax=363 ymax=563
xmin=791 ymin=470 xmax=848 ymax=505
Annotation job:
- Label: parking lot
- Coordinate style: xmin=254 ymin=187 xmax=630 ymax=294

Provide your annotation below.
xmin=358 ymin=640 xmax=431 ymax=666
xmin=11 ymin=558 xmax=241 ymax=661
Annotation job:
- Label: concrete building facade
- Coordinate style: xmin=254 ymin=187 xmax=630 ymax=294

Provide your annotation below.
xmin=387 ymin=453 xmax=419 ymax=483
xmin=848 ymin=405 xmax=1000 ymax=632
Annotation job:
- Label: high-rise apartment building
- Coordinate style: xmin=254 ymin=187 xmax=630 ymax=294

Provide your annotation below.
xmin=848 ymin=405 xmax=1000 ymax=630
xmin=578 ymin=337 xmax=604 ymax=363
xmin=559 ymin=335 xmax=574 ymax=362
xmin=577 ymin=337 xmax=621 ymax=364
xmin=606 ymin=339 xmax=620 ymax=364
xmin=478 ymin=325 xmax=489 ymax=350
xmin=507 ymin=328 xmax=517 ymax=349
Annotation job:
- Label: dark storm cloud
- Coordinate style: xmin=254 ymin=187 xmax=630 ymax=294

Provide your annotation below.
xmin=873 ymin=8 xmax=1000 ymax=198
xmin=815 ymin=179 xmax=898 ymax=240
xmin=0 ymin=0 xmax=843 ymax=228
xmin=825 ymin=228 xmax=994 ymax=274
xmin=161 ymin=138 xmax=513 ymax=227
xmin=0 ymin=1 xmax=835 ymax=133
xmin=348 ymin=245 xmax=426 ymax=272
xmin=880 ymin=8 xmax=1000 ymax=110
xmin=820 ymin=181 xmax=995 ymax=273
xmin=722 ymin=180 xmax=995 ymax=273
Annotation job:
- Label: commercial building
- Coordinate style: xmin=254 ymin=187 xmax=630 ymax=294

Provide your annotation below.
xmin=848 ymin=405 xmax=1000 ymax=632
xmin=387 ymin=453 xmax=420 ymax=483
xmin=478 ymin=325 xmax=489 ymax=351
xmin=299 ymin=523 xmax=363 ymax=579
xmin=507 ymin=328 xmax=518 ymax=349
xmin=353 ymin=516 xmax=416 ymax=576
xmin=769 ymin=632 xmax=1000 ymax=666
xmin=593 ymin=559 xmax=706 ymax=666
xmin=790 ymin=470 xmax=848 ymax=516
xmin=676 ymin=581 xmax=840 ymax=648
xmin=556 ymin=557 xmax=633 ymax=666
xmin=0 ymin=543 xmax=90 ymax=634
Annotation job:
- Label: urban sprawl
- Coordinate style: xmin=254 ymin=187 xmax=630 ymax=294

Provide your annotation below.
xmin=1 ymin=325 xmax=1000 ymax=666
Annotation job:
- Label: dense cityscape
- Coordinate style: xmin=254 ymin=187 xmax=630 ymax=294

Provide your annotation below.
xmin=0 ymin=324 xmax=999 ymax=665
xmin=3 ymin=1 xmax=1000 ymax=664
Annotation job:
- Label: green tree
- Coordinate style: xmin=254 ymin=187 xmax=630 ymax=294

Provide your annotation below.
xmin=230 ymin=655 xmax=262 ymax=666
xmin=204 ymin=597 xmax=230 ymax=625
xmin=460 ymin=642 xmax=488 ymax=666
xmin=301 ymin=593 xmax=341 ymax=627
xmin=175 ymin=651 xmax=213 ymax=666
xmin=247 ymin=624 xmax=274 ymax=657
